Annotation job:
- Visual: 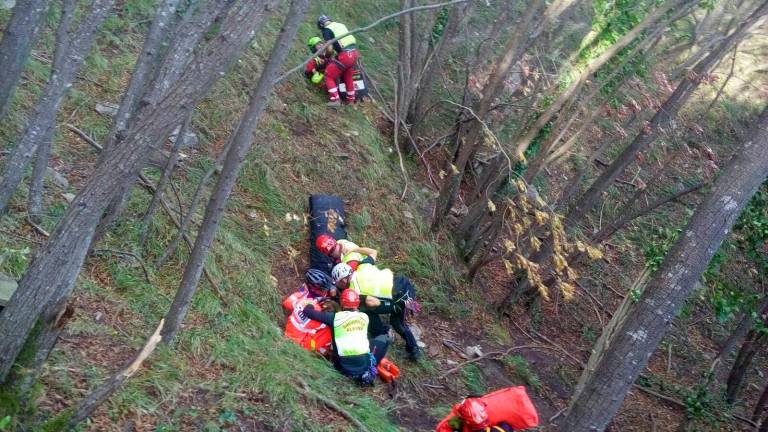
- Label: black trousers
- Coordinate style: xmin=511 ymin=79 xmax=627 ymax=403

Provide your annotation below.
xmin=363 ymin=275 xmax=418 ymax=353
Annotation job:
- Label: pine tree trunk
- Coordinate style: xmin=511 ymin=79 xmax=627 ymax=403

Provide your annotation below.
xmin=0 ymin=0 xmax=114 ymax=215
xmin=0 ymin=0 xmax=276 ymax=382
xmin=566 ymin=1 xmax=768 ymax=228
xmin=161 ymin=0 xmax=309 ymax=344
xmin=0 ymin=0 xmax=49 ymax=119
xmin=26 ymin=125 xmax=56 ymax=222
xmin=561 ymin=105 xmax=768 ymax=431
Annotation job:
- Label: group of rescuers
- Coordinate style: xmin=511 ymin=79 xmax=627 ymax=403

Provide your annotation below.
xmin=282 ymin=234 xmax=540 ymax=431
xmin=304 ymin=15 xmax=363 ymax=106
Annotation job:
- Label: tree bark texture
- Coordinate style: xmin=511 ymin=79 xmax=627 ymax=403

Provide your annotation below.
xmin=138 ymin=112 xmax=192 ymax=247
xmin=94 ymin=0 xmax=228 ymax=238
xmin=725 ymin=324 xmax=767 ymax=402
xmin=408 ymin=1 xmax=470 ymax=130
xmin=0 ymin=0 xmax=114 ymax=215
xmin=754 ymin=381 xmax=768 ymax=425
xmin=431 ymin=0 xmax=546 ymax=231
xmin=160 ymin=0 xmax=309 ymax=343
xmin=565 ymin=1 xmax=768 ymax=228
xmin=561 ymin=105 xmax=768 ymax=431
xmin=0 ymin=0 xmax=49 ymax=119
xmin=101 ymin=0 xmax=182 ymax=153
xmin=0 ymin=0 xmax=277 ymax=382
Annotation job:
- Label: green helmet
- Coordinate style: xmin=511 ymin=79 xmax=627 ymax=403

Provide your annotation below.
xmin=307 ymin=36 xmax=322 ymax=52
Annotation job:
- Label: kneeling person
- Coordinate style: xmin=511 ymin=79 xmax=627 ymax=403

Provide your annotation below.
xmin=332 ymin=261 xmax=421 ymax=360
xmin=283 ymin=269 xmax=334 ymax=356
xmin=301 ymin=289 xmax=389 ymax=385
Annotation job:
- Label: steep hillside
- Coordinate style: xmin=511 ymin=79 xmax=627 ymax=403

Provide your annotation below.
xmin=1 ymin=1 xmax=767 ymax=431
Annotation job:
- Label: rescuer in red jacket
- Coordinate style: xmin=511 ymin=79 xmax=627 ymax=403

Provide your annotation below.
xmin=282 ymin=269 xmax=335 ymax=356
xmin=317 ymin=14 xmax=360 ymax=106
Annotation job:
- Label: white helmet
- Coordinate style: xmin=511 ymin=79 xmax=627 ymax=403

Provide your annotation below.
xmin=331 ymin=263 xmax=353 ymax=283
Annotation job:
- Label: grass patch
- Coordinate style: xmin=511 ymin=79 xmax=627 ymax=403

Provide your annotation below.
xmin=502 ymin=355 xmax=543 ymax=392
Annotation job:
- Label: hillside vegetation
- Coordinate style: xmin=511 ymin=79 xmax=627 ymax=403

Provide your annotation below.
xmin=0 ymin=0 xmax=767 ymax=431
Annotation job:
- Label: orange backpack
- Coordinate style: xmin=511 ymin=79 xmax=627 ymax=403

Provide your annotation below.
xmin=435 ymin=386 xmax=539 ymax=431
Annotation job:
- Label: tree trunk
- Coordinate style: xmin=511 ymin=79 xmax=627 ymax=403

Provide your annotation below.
xmin=101 ymin=0 xmax=182 ymax=153
xmin=26 ymin=126 xmax=56 ymax=222
xmin=0 ymin=0 xmax=114 ymax=215
xmin=754 ymin=381 xmax=768 ymax=425
xmin=726 ymin=327 xmax=766 ymax=403
xmin=138 ymin=113 xmax=192 ymax=247
xmin=511 ymin=0 xmax=691 ymax=158
xmin=94 ymin=0 xmax=226 ymax=240
xmin=0 ymin=0 xmax=276 ymax=382
xmin=408 ymin=1 xmax=471 ymax=130
xmin=0 ymin=0 xmax=49 ymax=119
xmin=710 ymin=296 xmax=768 ymax=380
xmin=560 ymin=105 xmax=768 ymax=431
xmin=590 ymin=182 xmax=705 ymax=242
xmin=432 ymin=0 xmax=546 ymax=231
xmin=566 ymin=1 xmax=768 ymax=228
xmin=160 ymin=0 xmax=309 ymax=343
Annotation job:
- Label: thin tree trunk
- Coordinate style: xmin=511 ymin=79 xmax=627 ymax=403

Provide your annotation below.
xmin=0 ymin=0 xmax=276 ymax=382
xmin=67 ymin=320 xmax=164 ymax=428
xmin=590 ymin=182 xmax=705 ymax=242
xmin=138 ymin=113 xmax=192 ymax=247
xmin=0 ymin=0 xmax=114 ymax=215
xmin=711 ymin=297 xmax=768 ymax=381
xmin=154 ymin=146 xmax=227 ymax=268
xmin=754 ymin=381 xmax=768 ymax=424
xmin=0 ymin=0 xmax=49 ymax=119
xmin=726 ymin=327 xmax=766 ymax=403
xmin=94 ymin=0 xmax=225 ymax=240
xmin=408 ymin=1 xmax=471 ymax=130
xmin=512 ymin=0 xmax=692 ymax=158
xmin=561 ymin=105 xmax=768 ymax=431
xmin=566 ymin=1 xmax=768 ymax=228
xmin=160 ymin=0 xmax=309 ymax=343
xmin=704 ymin=43 xmax=739 ymax=115
xmin=432 ymin=0 xmax=546 ymax=231
xmin=102 ymin=0 xmax=182 ymax=153
xmin=26 ymin=126 xmax=56 ymax=222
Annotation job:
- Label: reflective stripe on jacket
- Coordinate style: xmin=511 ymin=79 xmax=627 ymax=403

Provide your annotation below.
xmin=333 ymin=311 xmax=370 ymax=357
xmin=351 ymin=263 xmax=393 ymax=299
xmin=325 ymin=21 xmax=356 ymax=48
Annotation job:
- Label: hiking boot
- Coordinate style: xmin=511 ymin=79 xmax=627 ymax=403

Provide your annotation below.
xmin=326 ymin=100 xmax=341 ymax=108
xmin=406 ymin=346 xmax=421 ymax=362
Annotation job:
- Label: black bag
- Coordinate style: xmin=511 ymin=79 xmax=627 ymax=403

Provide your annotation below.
xmin=308 ymin=195 xmax=348 ymax=274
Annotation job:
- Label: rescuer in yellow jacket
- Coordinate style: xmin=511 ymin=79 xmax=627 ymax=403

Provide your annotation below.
xmin=331 ymin=259 xmax=422 ymax=360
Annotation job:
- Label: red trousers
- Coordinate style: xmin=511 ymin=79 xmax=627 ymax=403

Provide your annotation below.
xmin=324 ymin=49 xmax=359 ymax=102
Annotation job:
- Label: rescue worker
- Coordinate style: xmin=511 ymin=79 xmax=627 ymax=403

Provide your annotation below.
xmin=331 ymin=261 xmax=422 ymax=360
xmin=282 ymin=269 xmax=334 ymax=356
xmin=435 ymin=387 xmax=540 ymax=432
xmin=301 ymin=289 xmax=390 ymax=385
xmin=304 ymin=36 xmax=327 ymax=88
xmin=315 ymin=234 xmax=378 ymax=270
xmin=317 ymin=14 xmax=360 ymax=106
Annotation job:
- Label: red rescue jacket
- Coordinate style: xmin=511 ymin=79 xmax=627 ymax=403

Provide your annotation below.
xmin=435 ymin=387 xmax=539 ymax=432
xmin=283 ymin=288 xmax=332 ymax=355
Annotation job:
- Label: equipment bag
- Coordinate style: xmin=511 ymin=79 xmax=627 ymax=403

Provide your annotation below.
xmin=308 ymin=194 xmax=348 ymax=274
xmin=338 ymin=63 xmax=370 ymax=101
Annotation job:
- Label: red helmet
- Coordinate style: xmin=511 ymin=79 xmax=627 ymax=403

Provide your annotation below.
xmin=458 ymin=398 xmax=489 ymax=429
xmin=316 ymin=234 xmax=337 ymax=255
xmin=340 ymin=289 xmax=360 ymax=309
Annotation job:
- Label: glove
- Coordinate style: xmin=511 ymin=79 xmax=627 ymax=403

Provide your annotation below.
xmin=404 ymin=299 xmax=422 ymax=319
xmin=311 ymin=71 xmax=323 ymax=84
